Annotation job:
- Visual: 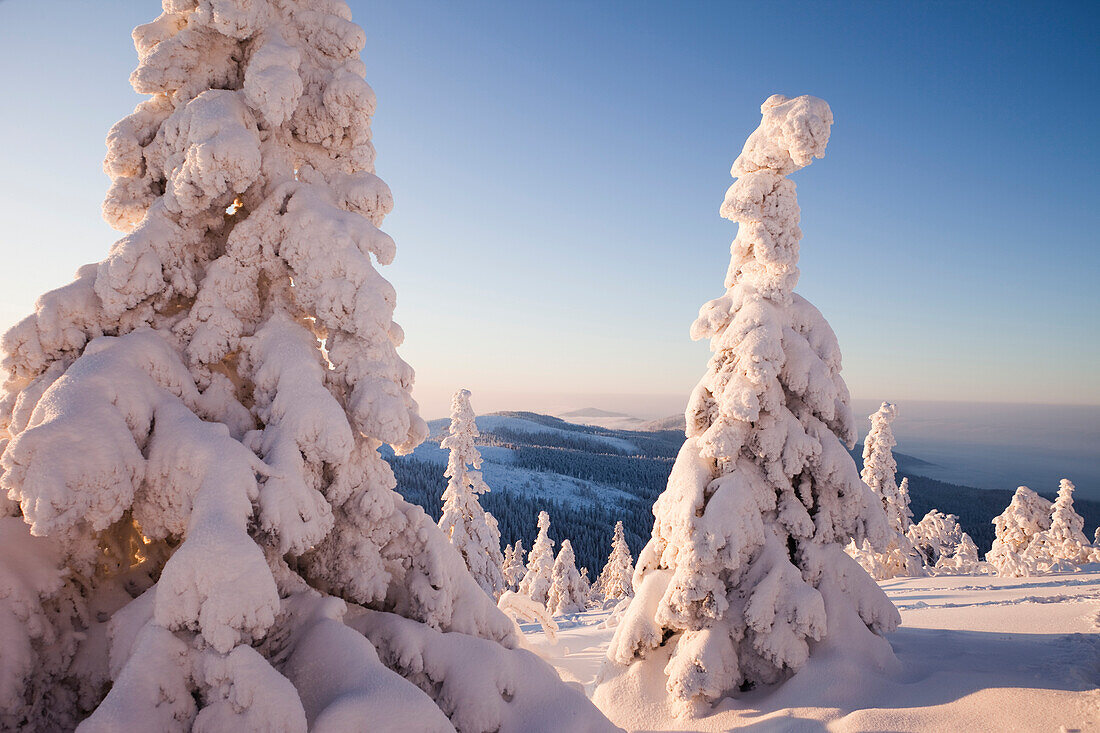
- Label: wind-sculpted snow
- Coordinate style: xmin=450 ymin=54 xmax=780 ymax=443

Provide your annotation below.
xmin=0 ymin=2 xmax=597 ymax=730
xmin=595 ymin=95 xmax=899 ymax=717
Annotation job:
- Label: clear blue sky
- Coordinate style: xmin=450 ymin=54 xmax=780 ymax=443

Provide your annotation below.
xmin=1 ymin=1 xmax=1097 ymax=419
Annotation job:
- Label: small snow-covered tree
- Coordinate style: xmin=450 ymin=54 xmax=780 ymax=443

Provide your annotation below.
xmin=596 ymin=521 xmax=634 ymax=601
xmin=896 ymin=477 xmax=914 ymax=532
xmin=1025 ymin=479 xmax=1097 ymax=570
xmin=547 ymin=540 xmax=588 ymax=616
xmin=518 ymin=511 xmax=556 ymax=606
xmin=986 ymin=486 xmax=1053 ymax=577
xmin=0 ymin=4 xmax=612 ymax=731
xmin=502 ymin=540 xmax=526 ymax=591
xmin=596 ymin=95 xmax=899 ymax=716
xmin=846 ymin=403 xmax=923 ymax=579
xmin=438 ymin=389 xmax=505 ymax=597
xmin=936 ymin=532 xmax=981 ymax=575
xmin=907 ymin=510 xmax=963 ymax=567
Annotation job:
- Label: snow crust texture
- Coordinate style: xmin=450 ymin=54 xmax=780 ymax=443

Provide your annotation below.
xmin=0 ymin=3 xmax=608 ymax=730
xmin=596 ymin=95 xmax=900 ymax=716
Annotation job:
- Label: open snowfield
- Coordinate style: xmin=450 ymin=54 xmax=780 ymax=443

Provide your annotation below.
xmin=522 ymin=570 xmax=1100 ymax=732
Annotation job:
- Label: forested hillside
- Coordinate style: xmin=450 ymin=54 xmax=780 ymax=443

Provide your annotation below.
xmin=385 ymin=412 xmax=1099 ymax=572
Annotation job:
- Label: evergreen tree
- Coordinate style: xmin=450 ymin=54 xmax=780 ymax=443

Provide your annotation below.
xmin=503 ymin=540 xmax=527 ymax=591
xmin=907 ymin=510 xmax=964 ymax=566
xmin=596 ymin=95 xmax=898 ymax=716
xmin=1025 ymin=479 xmax=1097 ymax=570
xmin=847 ymin=403 xmax=923 ymax=579
xmin=0 ymin=4 xmax=610 ymax=730
xmin=547 ymin=540 xmax=588 ymax=616
xmin=518 ymin=511 xmax=556 ymax=606
xmin=986 ymin=487 xmax=1052 ymax=577
xmin=438 ymin=389 xmax=505 ymax=597
xmin=936 ymin=532 xmax=982 ymax=575
xmin=596 ymin=521 xmax=635 ymax=601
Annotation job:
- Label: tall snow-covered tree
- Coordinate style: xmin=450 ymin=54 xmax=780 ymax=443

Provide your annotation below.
xmin=1025 ymin=479 xmax=1097 ymax=569
xmin=438 ymin=389 xmax=505 ymax=597
xmin=0 ymin=4 xmax=611 ymax=731
xmin=547 ymin=540 xmax=588 ymax=616
xmin=596 ymin=520 xmax=634 ymax=601
xmin=986 ymin=486 xmax=1053 ymax=577
xmin=518 ymin=511 xmax=556 ymax=606
xmin=847 ymin=403 xmax=923 ymax=579
xmin=503 ymin=540 xmax=527 ymax=591
xmin=596 ymin=95 xmax=899 ymax=717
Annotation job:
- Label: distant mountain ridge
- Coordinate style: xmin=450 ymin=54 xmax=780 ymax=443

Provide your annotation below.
xmin=385 ymin=411 xmax=1099 ymax=573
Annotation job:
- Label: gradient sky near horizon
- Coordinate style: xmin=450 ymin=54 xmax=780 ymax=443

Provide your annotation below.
xmin=0 ymin=1 xmax=1097 ymax=420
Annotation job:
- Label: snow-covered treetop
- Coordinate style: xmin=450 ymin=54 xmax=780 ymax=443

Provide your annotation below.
xmin=713 ymin=94 xmax=833 ymax=300
xmin=440 ymin=388 xmax=486 ymax=496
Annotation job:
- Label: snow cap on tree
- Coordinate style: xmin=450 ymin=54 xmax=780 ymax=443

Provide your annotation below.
xmin=986 ymin=486 xmax=1053 ymax=577
xmin=597 ymin=520 xmax=635 ymax=601
xmin=438 ymin=389 xmax=506 ymax=597
xmin=518 ymin=511 xmax=556 ymax=606
xmin=0 ymin=4 xmax=611 ymax=730
xmin=596 ymin=95 xmax=899 ymax=717
xmin=547 ymin=540 xmax=588 ymax=616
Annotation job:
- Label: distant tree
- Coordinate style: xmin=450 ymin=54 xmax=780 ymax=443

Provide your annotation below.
xmin=907 ymin=510 xmax=964 ymax=566
xmin=596 ymin=521 xmax=635 ymax=601
xmin=1025 ymin=479 xmax=1097 ymax=570
xmin=518 ymin=511 xmax=556 ymax=606
xmin=547 ymin=540 xmax=588 ymax=615
xmin=936 ymin=532 xmax=982 ymax=575
xmin=597 ymin=95 xmax=898 ymax=716
xmin=502 ymin=540 xmax=527 ymax=591
xmin=847 ymin=403 xmax=923 ymax=579
xmin=986 ymin=487 xmax=1053 ymax=576
xmin=439 ymin=389 xmax=506 ymax=597
xmin=897 ymin=477 xmax=915 ymax=532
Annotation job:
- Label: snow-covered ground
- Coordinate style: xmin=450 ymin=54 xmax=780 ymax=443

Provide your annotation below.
xmin=522 ymin=571 xmax=1100 ymax=732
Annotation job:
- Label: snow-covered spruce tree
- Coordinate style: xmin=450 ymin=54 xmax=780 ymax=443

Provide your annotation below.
xmin=596 ymin=520 xmax=634 ymax=601
xmin=518 ymin=510 xmax=555 ymax=606
xmin=846 ymin=403 xmax=923 ymax=579
xmin=986 ymin=486 xmax=1052 ymax=577
xmin=547 ymin=540 xmax=588 ymax=616
xmin=438 ymin=389 xmax=506 ymax=597
xmin=0 ymin=4 xmax=611 ymax=731
xmin=906 ymin=510 xmax=963 ymax=567
xmin=502 ymin=540 xmax=526 ymax=591
xmin=936 ymin=532 xmax=981 ymax=575
xmin=896 ymin=477 xmax=914 ymax=532
xmin=1025 ymin=479 xmax=1097 ymax=570
xmin=596 ymin=95 xmax=899 ymax=716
